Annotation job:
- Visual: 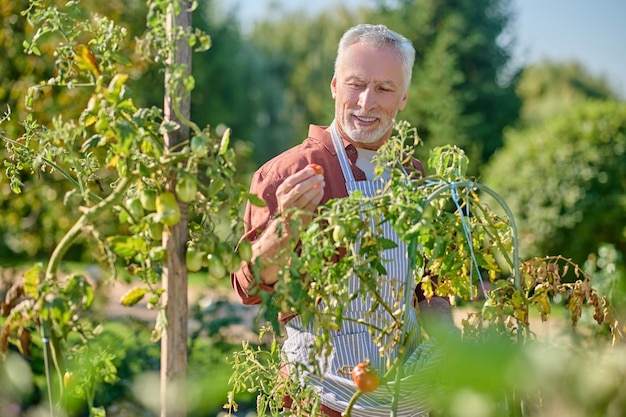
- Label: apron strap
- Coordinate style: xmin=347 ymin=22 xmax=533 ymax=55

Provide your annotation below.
xmin=330 ymin=120 xmax=356 ymax=183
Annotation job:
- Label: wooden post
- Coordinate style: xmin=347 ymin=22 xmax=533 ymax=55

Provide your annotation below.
xmin=161 ymin=1 xmax=191 ymax=416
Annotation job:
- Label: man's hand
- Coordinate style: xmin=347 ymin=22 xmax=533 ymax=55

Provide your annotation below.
xmin=250 ymin=165 xmax=325 ymax=286
xmin=275 ymin=164 xmax=325 ymax=221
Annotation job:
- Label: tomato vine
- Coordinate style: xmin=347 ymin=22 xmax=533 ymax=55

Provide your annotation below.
xmin=1 ymin=0 xmax=248 ymax=415
xmin=227 ymin=121 xmax=622 ymax=416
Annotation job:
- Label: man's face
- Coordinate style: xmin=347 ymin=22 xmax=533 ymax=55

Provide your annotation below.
xmin=331 ymin=42 xmax=409 ymax=149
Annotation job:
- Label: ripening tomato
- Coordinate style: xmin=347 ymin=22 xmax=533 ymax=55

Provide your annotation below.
xmin=309 ymin=163 xmax=324 ymax=175
xmin=351 ymin=362 xmax=379 ymax=393
xmin=156 ymin=192 xmax=180 ymax=226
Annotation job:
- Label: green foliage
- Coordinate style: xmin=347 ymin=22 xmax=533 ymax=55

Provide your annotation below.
xmin=517 ymin=60 xmax=617 ymax=123
xmin=482 ymin=100 xmax=626 ymax=266
xmin=0 ymin=0 xmax=151 ymax=260
xmin=246 ymin=7 xmax=355 ymax=163
xmin=365 ymin=0 xmax=521 ymax=169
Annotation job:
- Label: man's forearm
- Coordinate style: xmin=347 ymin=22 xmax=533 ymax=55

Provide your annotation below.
xmin=417 ymin=296 xmax=456 ymax=334
xmin=250 ymin=217 xmax=294 ymax=286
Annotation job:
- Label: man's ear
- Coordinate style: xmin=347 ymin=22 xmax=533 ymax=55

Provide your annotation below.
xmin=399 ymin=90 xmax=409 ymax=111
xmin=330 ymin=76 xmax=337 ymax=100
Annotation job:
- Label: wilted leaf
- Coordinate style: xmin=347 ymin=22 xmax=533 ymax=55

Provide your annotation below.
xmin=23 ymin=263 xmax=42 ymax=298
xmin=119 ymin=287 xmax=149 ymax=307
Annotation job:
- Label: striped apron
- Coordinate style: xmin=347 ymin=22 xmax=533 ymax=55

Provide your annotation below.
xmin=282 ymin=121 xmax=441 ymax=416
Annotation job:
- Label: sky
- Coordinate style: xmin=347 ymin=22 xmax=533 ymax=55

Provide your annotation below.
xmin=219 ymin=0 xmax=626 ymax=98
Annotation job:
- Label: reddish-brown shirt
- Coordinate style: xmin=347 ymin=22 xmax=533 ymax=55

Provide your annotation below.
xmin=231 ymin=124 xmax=428 ymax=321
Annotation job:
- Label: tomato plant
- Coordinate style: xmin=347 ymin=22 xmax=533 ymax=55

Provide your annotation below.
xmin=332 ymin=224 xmax=347 ymax=243
xmin=227 ymin=121 xmax=623 ymax=417
xmin=139 ymin=187 xmax=157 ymax=211
xmin=0 ymin=1 xmax=251 ymax=416
xmin=206 ymin=254 xmax=227 ymax=280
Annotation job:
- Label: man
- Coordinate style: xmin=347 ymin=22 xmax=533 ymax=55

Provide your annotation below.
xmin=231 ymin=24 xmax=453 ymax=416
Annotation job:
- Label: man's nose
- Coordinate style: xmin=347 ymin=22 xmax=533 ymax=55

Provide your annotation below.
xmin=357 ymin=87 xmax=376 ymax=110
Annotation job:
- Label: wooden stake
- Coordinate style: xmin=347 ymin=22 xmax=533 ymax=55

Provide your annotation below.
xmin=161 ymin=1 xmax=191 ymax=416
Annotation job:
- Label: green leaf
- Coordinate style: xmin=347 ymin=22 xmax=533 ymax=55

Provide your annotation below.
xmin=378 ymin=237 xmax=398 ymax=250
xmin=107 ymin=236 xmax=147 ymax=258
xmin=247 ymin=193 xmax=267 ymax=208
xmin=159 ymin=120 xmax=180 ymax=134
xmin=110 ymin=52 xmax=131 ymax=66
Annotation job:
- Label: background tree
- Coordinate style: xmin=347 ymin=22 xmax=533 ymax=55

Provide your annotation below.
xmin=364 ymin=0 xmax=521 ymax=170
xmin=516 ymin=60 xmax=617 ymax=124
xmin=482 ymin=100 xmax=626 ymax=266
xmin=245 ymin=6 xmax=357 ymax=164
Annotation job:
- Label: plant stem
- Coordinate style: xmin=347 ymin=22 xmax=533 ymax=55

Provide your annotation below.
xmin=39 ymin=174 xmax=132 ymax=414
xmin=45 ymin=175 xmax=133 ymax=279
xmin=343 ymin=390 xmax=364 ymax=417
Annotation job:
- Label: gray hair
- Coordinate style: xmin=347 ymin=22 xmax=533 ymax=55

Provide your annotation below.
xmin=335 ymin=24 xmax=415 ymax=90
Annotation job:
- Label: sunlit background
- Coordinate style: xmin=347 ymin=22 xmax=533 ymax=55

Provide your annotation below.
xmin=222 ymin=0 xmax=626 ymax=98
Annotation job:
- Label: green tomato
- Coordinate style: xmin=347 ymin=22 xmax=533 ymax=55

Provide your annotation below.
xmin=186 ymin=248 xmax=205 ymax=272
xmin=206 ymin=254 xmax=226 ymax=279
xmin=148 ymin=221 xmax=163 ymax=241
xmin=156 ymin=192 xmax=180 ymax=226
xmin=348 ymin=217 xmax=363 ymax=233
xmin=332 ymin=224 xmax=347 ymax=243
xmin=140 ymin=189 xmax=157 ymax=211
xmin=237 ymin=240 xmax=253 ymax=262
xmin=126 ymin=197 xmax=144 ymax=222
xmin=176 ymin=176 xmax=197 ymax=203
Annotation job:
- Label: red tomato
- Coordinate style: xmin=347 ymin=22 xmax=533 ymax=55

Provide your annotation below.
xmin=351 ymin=362 xmax=380 ymax=393
xmin=309 ymin=163 xmax=324 ymax=176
